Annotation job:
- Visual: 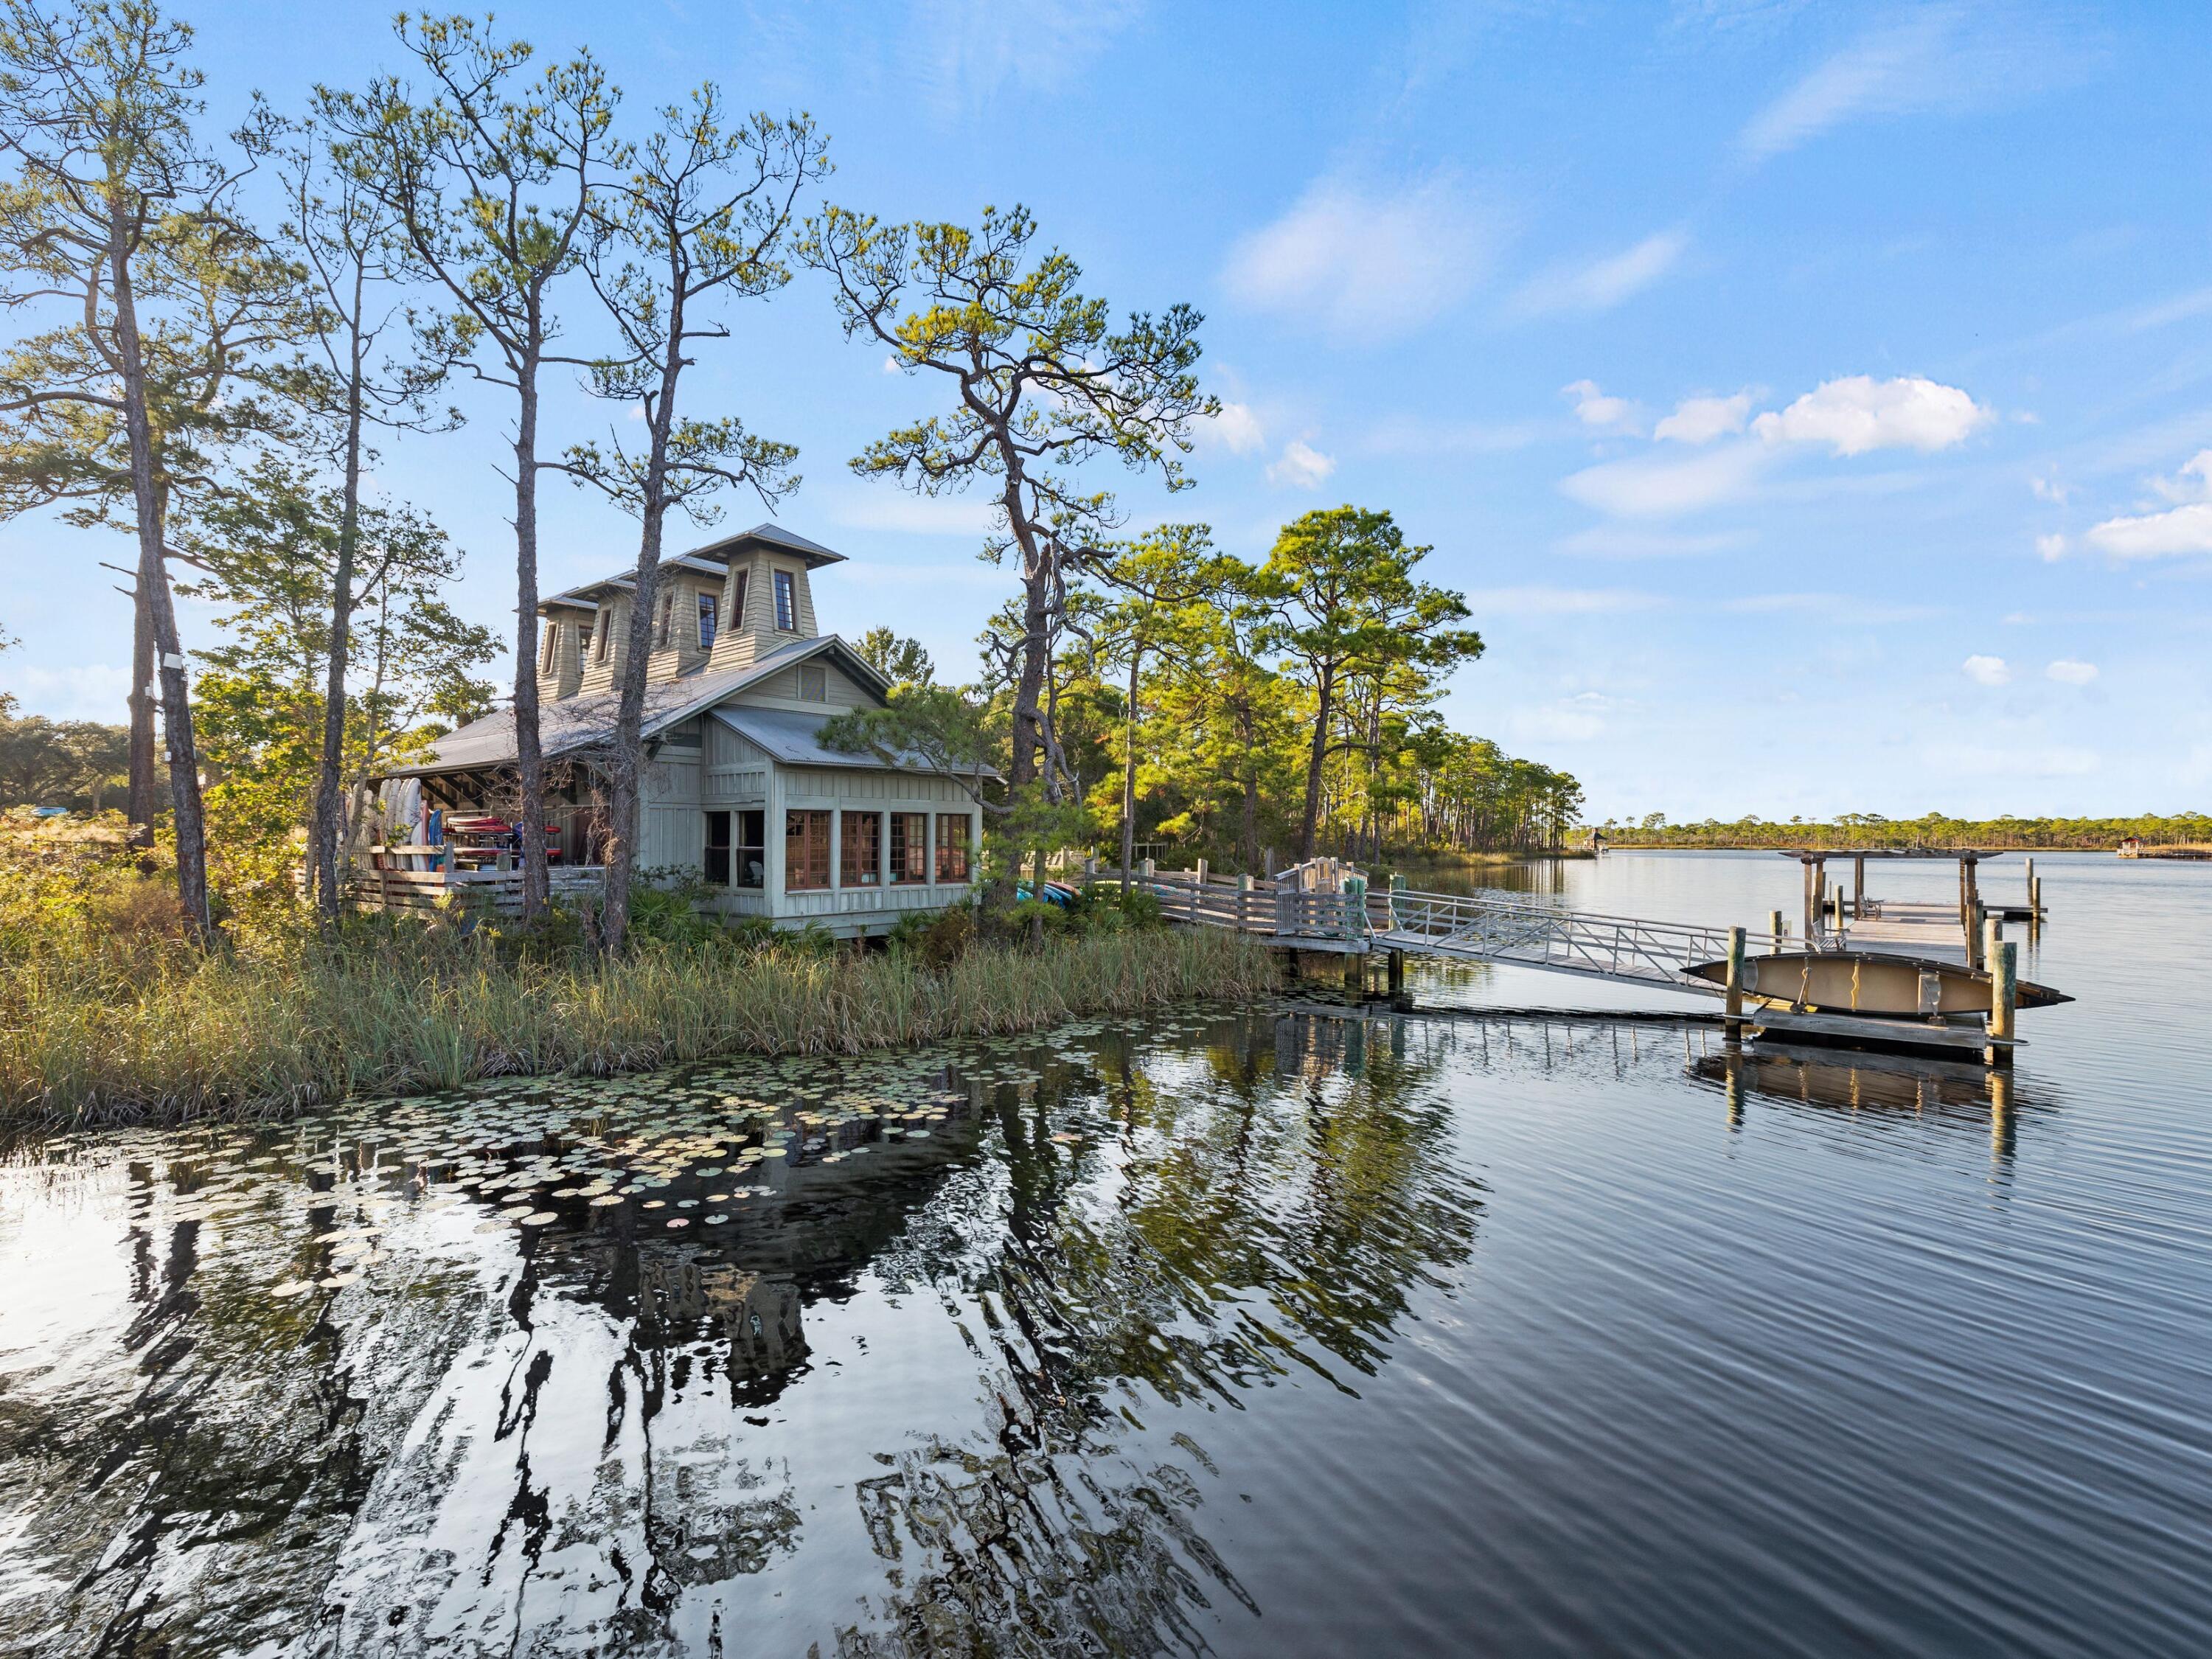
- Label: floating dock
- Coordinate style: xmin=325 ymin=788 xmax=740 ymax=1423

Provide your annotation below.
xmin=1094 ymin=845 xmax=2062 ymax=1069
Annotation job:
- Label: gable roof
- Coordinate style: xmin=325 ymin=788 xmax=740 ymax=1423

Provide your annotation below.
xmin=383 ymin=634 xmax=890 ymax=779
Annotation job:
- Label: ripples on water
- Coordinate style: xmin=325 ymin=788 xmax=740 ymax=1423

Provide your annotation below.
xmin=3 ymin=852 xmax=2210 ymax=1658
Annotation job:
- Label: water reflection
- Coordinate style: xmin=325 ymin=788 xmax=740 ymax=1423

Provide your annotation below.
xmin=0 ymin=1008 xmax=1483 ymax=1658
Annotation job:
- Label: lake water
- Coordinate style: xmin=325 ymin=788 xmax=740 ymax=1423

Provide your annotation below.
xmin=4 ymin=851 xmax=2209 ymax=1657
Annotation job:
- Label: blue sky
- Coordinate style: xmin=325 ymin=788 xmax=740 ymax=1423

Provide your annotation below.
xmin=4 ymin=0 xmax=2210 ymax=821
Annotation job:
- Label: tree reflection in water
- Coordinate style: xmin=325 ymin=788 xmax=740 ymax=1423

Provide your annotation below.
xmin=0 ymin=1008 xmax=1485 ymax=1658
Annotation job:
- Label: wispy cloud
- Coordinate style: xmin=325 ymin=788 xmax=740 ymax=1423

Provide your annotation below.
xmin=1463 ymin=586 xmax=1665 ymax=616
xmin=1361 ymin=415 xmax=1550 ymax=458
xmin=0 ymin=661 xmax=131 ymax=721
xmin=1961 ymin=653 xmax=2011 ymax=686
xmin=1722 ymin=592 xmax=1941 ymax=623
xmin=1738 ymin=5 xmax=2087 ymax=161
xmin=1513 ymin=230 xmax=1688 ymax=317
xmin=908 ymin=0 xmax=1143 ymax=114
xmin=1556 ymin=526 xmax=1751 ymax=558
xmin=1224 ymin=169 xmax=1499 ymax=343
xmin=1561 ymin=441 xmax=1767 ymax=519
xmin=2046 ymin=658 xmax=2099 ymax=685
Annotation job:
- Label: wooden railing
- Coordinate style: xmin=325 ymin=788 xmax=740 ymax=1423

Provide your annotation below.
xmin=319 ymin=864 xmax=606 ymax=917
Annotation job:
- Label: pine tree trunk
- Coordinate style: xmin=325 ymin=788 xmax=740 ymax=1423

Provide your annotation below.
xmin=311 ymin=316 xmax=367 ymax=927
xmin=1119 ymin=645 xmax=1140 ymax=891
xmin=125 ymin=591 xmax=154 ymax=849
xmin=512 ymin=354 xmax=549 ymax=925
xmin=110 ymin=235 xmax=211 ymax=938
xmin=1297 ymin=666 xmax=1333 ymax=862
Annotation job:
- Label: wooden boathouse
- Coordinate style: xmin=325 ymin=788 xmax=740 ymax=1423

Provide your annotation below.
xmin=361 ymin=524 xmax=984 ymax=938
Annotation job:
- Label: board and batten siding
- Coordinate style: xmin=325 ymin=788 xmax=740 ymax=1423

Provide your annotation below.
xmin=730 ymin=660 xmax=872 ymax=714
xmin=702 ymin=717 xmax=771 ymax=803
xmin=638 ymin=751 xmax=704 ymax=870
xmin=778 ymin=766 xmax=973 ymax=807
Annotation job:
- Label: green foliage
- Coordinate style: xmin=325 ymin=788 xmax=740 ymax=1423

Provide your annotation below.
xmin=0 ymin=713 xmax=128 ymax=808
xmin=856 ymin=626 xmax=934 ymax=687
xmin=1598 ymin=812 xmax=2212 ymax=852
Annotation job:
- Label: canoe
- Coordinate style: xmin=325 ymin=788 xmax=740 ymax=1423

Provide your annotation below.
xmin=1680 ymin=950 xmax=2072 ymax=1018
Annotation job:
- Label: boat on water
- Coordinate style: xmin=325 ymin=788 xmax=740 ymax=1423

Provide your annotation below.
xmin=1680 ymin=950 xmax=2073 ymax=1018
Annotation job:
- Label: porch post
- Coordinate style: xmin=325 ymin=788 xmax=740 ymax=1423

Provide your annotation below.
xmin=764 ymin=765 xmax=786 ymax=914
xmin=880 ymin=808 xmax=892 ymax=888
xmin=829 ymin=805 xmax=842 ymax=894
xmin=970 ymin=805 xmax=982 ymax=886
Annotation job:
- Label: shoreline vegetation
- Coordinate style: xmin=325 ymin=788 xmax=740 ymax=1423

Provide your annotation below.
xmin=1593 ymin=811 xmax=2211 ymax=852
xmin=1 ymin=923 xmax=1276 ymax=1132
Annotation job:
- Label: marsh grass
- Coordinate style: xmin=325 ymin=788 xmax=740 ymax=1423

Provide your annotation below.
xmin=0 ymin=926 xmax=1279 ymax=1128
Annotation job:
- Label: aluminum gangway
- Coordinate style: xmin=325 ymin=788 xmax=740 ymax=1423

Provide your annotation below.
xmin=1098 ymin=866 xmax=1786 ymax=995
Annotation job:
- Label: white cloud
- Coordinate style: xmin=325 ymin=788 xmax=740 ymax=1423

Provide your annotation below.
xmin=1751 ymin=375 xmax=1992 ymax=455
xmin=1225 ymin=170 xmax=1496 ymax=343
xmin=1655 ymin=390 xmax=1755 ymax=445
xmin=2084 ymin=450 xmax=2212 ymax=559
xmin=1737 ymin=8 xmax=2081 ymax=161
xmin=1562 ymin=379 xmax=1638 ymax=432
xmin=2029 ymin=471 xmax=2069 ymax=504
xmin=2036 ymin=533 xmax=2067 ymax=562
xmin=2045 ymin=658 xmax=2098 ymax=686
xmin=1205 ymin=400 xmax=1266 ymax=456
xmin=2086 ymin=504 xmax=2212 ymax=559
xmin=1560 ymin=441 xmax=1767 ymax=519
xmin=1266 ymin=439 xmax=1336 ymax=490
xmin=1961 ymin=654 xmax=2011 ymax=686
xmin=1514 ymin=230 xmax=1688 ymax=316
xmin=881 ymin=355 xmax=902 ymax=375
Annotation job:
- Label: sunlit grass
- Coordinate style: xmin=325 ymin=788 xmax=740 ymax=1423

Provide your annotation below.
xmin=0 ymin=927 xmax=1278 ymax=1127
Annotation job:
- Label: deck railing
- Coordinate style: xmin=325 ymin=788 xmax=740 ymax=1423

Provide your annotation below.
xmin=324 ymin=863 xmax=607 ymax=917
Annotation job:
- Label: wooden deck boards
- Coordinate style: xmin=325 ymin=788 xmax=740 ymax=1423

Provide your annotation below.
xmin=1838 ymin=900 xmax=1970 ymax=964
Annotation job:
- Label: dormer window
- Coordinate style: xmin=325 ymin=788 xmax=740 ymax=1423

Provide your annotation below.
xmin=542 ymin=619 xmax=558 ymax=664
xmin=593 ymin=614 xmax=609 ymax=662
xmin=697 ymin=591 xmax=717 ymax=650
xmin=654 ymin=588 xmax=675 ymax=647
xmin=773 ymin=569 xmax=796 ymax=631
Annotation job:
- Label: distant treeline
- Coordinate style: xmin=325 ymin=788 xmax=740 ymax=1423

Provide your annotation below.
xmin=1592 ymin=812 xmax=2212 ymax=851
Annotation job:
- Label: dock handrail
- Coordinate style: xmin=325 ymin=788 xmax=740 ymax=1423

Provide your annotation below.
xmin=1091 ymin=866 xmax=1786 ymax=991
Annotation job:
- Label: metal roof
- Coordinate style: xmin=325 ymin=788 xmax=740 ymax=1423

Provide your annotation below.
xmin=540 ymin=524 xmax=845 ymax=608
xmin=709 ymin=705 xmax=926 ymax=773
xmin=383 ymin=635 xmax=887 ymax=779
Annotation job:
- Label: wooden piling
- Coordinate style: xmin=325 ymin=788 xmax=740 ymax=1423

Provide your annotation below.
xmin=1769 ymin=908 xmax=1784 ymax=952
xmin=1388 ymin=948 xmax=1405 ymax=996
xmin=1723 ymin=925 xmax=1747 ymax=1044
xmin=1853 ymin=852 xmax=1865 ymax=919
xmin=1986 ymin=932 xmax=2017 ymax=1068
